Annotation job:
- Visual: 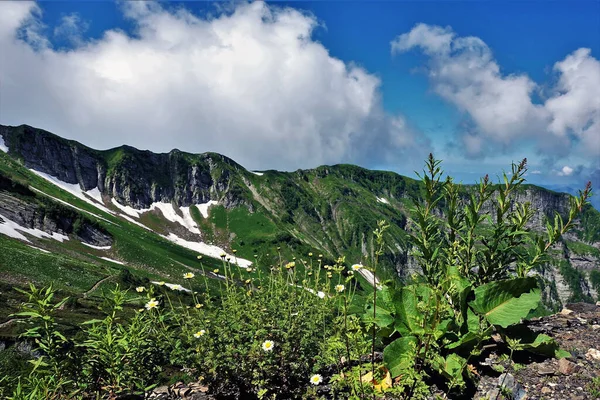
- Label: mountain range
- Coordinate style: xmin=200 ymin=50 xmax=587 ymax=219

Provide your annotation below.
xmin=0 ymin=124 xmax=599 ymax=331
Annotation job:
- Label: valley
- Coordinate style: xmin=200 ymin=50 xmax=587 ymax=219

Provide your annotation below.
xmin=0 ymin=124 xmax=599 ymax=337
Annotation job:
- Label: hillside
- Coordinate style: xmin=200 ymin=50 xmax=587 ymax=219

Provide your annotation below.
xmin=0 ymin=123 xmax=599 ymax=331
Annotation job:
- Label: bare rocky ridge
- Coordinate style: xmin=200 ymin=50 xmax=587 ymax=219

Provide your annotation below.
xmin=0 ymin=124 xmax=252 ymax=210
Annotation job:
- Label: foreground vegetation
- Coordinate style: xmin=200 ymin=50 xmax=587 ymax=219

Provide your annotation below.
xmin=0 ymin=155 xmax=593 ymax=399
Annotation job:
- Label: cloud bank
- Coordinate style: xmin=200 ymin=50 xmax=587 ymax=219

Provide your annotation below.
xmin=0 ymin=1 xmax=429 ymax=170
xmin=392 ymin=23 xmax=600 ymax=161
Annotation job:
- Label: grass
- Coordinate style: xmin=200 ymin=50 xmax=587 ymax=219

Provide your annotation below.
xmin=564 ymin=240 xmax=600 ymax=258
xmin=0 ymin=235 xmax=109 ymax=292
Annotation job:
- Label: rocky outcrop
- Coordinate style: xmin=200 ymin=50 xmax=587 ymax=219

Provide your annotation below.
xmin=475 ymin=303 xmax=600 ymax=400
xmin=0 ymin=192 xmax=112 ymax=247
xmin=0 ymin=124 xmax=253 ymax=210
xmin=0 ymin=125 xmax=101 ymax=191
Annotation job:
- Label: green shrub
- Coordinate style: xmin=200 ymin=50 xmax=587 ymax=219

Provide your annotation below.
xmin=343 ymin=155 xmax=591 ymax=399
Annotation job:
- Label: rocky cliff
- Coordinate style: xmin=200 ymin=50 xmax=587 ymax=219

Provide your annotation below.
xmin=0 ymin=124 xmax=252 ymax=210
xmin=0 ymin=174 xmax=112 ymax=246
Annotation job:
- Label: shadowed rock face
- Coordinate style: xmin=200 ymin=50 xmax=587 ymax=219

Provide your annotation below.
xmin=0 ymin=125 xmax=101 ymax=191
xmin=0 ymin=124 xmax=251 ymax=210
xmin=0 ymin=192 xmax=112 ymax=247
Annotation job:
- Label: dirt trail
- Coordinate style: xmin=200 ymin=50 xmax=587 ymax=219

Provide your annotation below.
xmin=83 ymin=275 xmax=115 ymax=298
xmin=0 ymin=318 xmax=16 ymax=329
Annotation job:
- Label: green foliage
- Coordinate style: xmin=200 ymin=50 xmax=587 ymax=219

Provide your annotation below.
xmin=565 ymin=240 xmax=600 ymax=258
xmin=590 ymin=270 xmax=600 ymax=296
xmin=353 ymin=154 xmax=592 ymax=398
xmin=469 ymin=277 xmax=540 ymax=328
xmin=588 ymin=376 xmax=600 ymax=398
xmin=576 ymin=204 xmax=600 ymax=243
xmin=558 ymin=261 xmax=595 ymax=303
xmin=2 ymin=255 xmax=370 ymax=398
xmin=79 ymin=286 xmax=165 ymax=393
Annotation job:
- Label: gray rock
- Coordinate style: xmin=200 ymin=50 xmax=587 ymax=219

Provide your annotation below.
xmin=493 ymin=373 xmax=527 ymax=400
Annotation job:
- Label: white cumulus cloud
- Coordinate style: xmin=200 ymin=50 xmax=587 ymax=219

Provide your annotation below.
xmin=0 ymin=1 xmax=429 ymax=170
xmin=557 ymin=166 xmax=574 ymax=176
xmin=392 ymin=23 xmax=600 ymax=161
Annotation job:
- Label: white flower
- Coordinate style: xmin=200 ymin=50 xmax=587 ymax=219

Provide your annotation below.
xmin=262 ymin=340 xmax=274 ymax=352
xmin=310 ymin=374 xmax=323 ymax=385
xmin=145 ymin=298 xmax=159 ymax=310
xmin=351 ymin=264 xmax=363 ymax=271
xmin=183 ymin=272 xmax=195 ymax=279
xmin=136 ymin=286 xmax=145 ymax=293
xmin=317 ymin=291 xmax=326 ymax=299
xmin=193 ymin=329 xmax=206 ymax=338
xmin=335 ymin=284 xmax=345 ymax=293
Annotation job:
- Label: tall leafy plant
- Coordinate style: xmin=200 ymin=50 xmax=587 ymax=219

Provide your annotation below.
xmin=369 ymin=154 xmax=591 ymax=398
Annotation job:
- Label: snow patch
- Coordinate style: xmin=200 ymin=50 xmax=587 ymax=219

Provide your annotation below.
xmin=29 ymin=170 xmax=115 ymax=216
xmin=85 ymin=188 xmax=104 ymax=204
xmin=100 ymin=257 xmax=125 ymax=265
xmin=82 ymin=242 xmax=111 ymax=250
xmin=0 ymin=136 xmax=8 ymax=152
xmin=163 ymin=233 xmax=252 ymax=268
xmin=197 ymin=201 xmax=218 ymax=218
xmin=376 ymin=197 xmax=389 ymax=205
xmin=0 ymin=213 xmax=69 ymax=243
xmin=179 ymin=206 xmax=201 ymax=235
xmin=111 ymin=198 xmax=142 ymax=218
xmin=150 ymin=281 xmax=192 ymax=293
xmin=250 ymin=171 xmax=264 ymax=176
xmin=30 ymin=187 xmax=115 ymax=224
xmin=28 ymin=245 xmax=51 ymax=254
xmin=111 ymin=200 xmax=202 ymax=234
xmin=151 ymin=202 xmax=200 ymax=235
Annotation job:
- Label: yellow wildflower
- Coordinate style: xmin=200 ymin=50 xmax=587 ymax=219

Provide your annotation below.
xmin=193 ymin=330 xmax=206 ymax=338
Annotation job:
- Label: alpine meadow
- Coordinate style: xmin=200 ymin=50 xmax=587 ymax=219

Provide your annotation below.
xmin=0 ymin=0 xmax=599 ymax=399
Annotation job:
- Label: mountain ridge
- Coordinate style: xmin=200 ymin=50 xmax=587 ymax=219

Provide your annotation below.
xmin=0 ymin=123 xmax=599 ymax=320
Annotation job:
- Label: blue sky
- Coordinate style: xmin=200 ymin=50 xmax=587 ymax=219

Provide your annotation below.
xmin=0 ymin=0 xmax=598 ymax=203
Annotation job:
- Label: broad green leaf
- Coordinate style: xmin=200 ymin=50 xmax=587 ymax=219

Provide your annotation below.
xmin=363 ymin=286 xmax=395 ymax=328
xmin=555 ymin=349 xmax=571 ymax=359
xmin=469 ymin=278 xmax=540 ymax=328
xmin=443 ymin=353 xmax=466 ymax=382
xmin=446 ymin=332 xmax=477 ymax=350
xmin=518 ymin=332 xmax=560 ymax=357
xmin=393 ymin=284 xmax=436 ymax=336
xmin=383 ymin=336 xmax=418 ymax=378
xmin=467 ymin=308 xmax=480 ymax=333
